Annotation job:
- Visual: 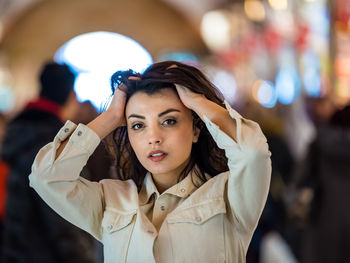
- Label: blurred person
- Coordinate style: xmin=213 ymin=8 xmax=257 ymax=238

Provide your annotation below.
xmin=304 ymin=96 xmax=337 ymax=127
xmin=297 ymin=104 xmax=350 ymax=263
xmin=244 ymin=101 xmax=297 ymax=263
xmin=0 ymin=113 xmax=9 ymax=259
xmin=28 ymin=61 xmax=271 ymax=262
xmin=0 ymin=62 xmax=98 ymax=263
xmin=285 ymin=96 xmax=338 ymax=260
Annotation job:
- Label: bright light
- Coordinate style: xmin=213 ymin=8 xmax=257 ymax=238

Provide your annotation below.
xmin=212 ymin=70 xmax=237 ymax=103
xmin=74 ymin=72 xmax=113 ymax=111
xmin=158 ymin=52 xmax=198 ymax=64
xmin=244 ymin=0 xmax=266 ymax=22
xmin=302 ymin=50 xmax=321 ymax=97
xmin=0 ymin=85 xmax=14 ymax=112
xmin=201 ymin=11 xmax=230 ymax=52
xmin=275 ymin=68 xmax=299 ymax=104
xmin=303 ymin=68 xmax=321 ymax=97
xmin=336 ymin=78 xmax=350 ymax=99
xmin=55 ymin=31 xmax=153 ymax=110
xmin=255 ymin=80 xmax=277 ymax=108
xmin=268 ymin=0 xmax=288 ymax=10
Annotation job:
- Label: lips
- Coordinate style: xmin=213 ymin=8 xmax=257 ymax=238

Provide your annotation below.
xmin=148 ymin=150 xmax=168 ymax=162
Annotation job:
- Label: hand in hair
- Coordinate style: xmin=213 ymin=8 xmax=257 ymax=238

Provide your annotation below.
xmin=102 ymin=76 xmax=139 ymax=128
xmin=175 ymin=84 xmax=205 ymax=110
xmin=175 ymin=84 xmax=238 ymax=142
xmin=106 ymin=83 xmax=127 ymax=127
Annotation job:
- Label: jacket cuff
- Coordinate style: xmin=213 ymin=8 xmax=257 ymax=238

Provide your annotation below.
xmin=55 ymin=120 xmax=101 ymax=155
xmin=202 ymin=100 xmax=241 ymax=150
xmin=70 ymin=123 xmax=101 ymax=155
xmin=56 ymin=120 xmax=77 ymax=141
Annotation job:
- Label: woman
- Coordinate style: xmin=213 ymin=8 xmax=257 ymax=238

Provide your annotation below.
xmin=29 ymin=61 xmax=271 ymax=263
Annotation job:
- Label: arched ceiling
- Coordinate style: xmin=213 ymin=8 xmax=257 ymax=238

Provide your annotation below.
xmin=0 ymin=0 xmax=210 ymax=110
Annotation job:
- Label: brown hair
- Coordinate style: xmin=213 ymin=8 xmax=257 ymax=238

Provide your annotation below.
xmin=104 ymin=61 xmax=228 ymax=190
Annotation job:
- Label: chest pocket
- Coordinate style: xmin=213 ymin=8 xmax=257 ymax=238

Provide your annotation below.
xmin=102 ymin=209 xmax=136 ymax=233
xmin=166 ymin=199 xmax=226 ymax=263
xmin=101 ymin=208 xmax=136 ymax=262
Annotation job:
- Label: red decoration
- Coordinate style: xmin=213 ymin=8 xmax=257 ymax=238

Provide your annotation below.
xmin=295 ymin=23 xmax=310 ymax=53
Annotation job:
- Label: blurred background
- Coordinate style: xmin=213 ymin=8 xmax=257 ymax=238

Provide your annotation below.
xmin=0 ymin=0 xmax=350 ymax=262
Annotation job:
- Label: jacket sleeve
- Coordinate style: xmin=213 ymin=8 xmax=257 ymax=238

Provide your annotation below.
xmin=29 ymin=120 xmax=105 ymax=241
xmin=203 ymin=101 xmax=271 ymax=235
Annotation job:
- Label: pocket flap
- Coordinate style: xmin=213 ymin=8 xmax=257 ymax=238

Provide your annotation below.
xmin=167 ymin=199 xmax=226 ymax=225
xmin=103 ymin=210 xmax=136 ymax=233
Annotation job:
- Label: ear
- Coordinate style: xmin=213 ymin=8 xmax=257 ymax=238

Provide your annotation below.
xmin=192 ymin=126 xmax=201 ymax=143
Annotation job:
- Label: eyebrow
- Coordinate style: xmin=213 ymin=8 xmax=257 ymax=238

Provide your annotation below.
xmin=128 ymin=108 xmax=180 ymax=119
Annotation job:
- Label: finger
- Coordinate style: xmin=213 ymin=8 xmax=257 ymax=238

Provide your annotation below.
xmin=128 ymin=76 xmax=141 ymax=81
xmin=175 ymin=84 xmax=189 ymax=94
xmin=167 ymin=64 xmax=178 ymax=70
xmin=116 ymin=83 xmax=128 ymax=93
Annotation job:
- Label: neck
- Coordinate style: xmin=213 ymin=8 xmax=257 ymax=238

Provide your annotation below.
xmin=151 ymin=157 xmax=191 ymax=194
xmin=152 ymin=173 xmax=178 ymax=194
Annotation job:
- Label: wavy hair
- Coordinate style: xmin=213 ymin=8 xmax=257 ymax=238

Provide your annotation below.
xmin=104 ymin=61 xmax=228 ymax=191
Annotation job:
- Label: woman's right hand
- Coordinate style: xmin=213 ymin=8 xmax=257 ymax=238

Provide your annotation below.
xmin=56 ymin=82 xmax=130 ymax=159
xmin=106 ymin=84 xmax=127 ymax=127
xmin=86 ymin=83 xmax=129 ymax=139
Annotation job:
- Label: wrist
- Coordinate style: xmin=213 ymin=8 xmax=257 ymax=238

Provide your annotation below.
xmin=87 ymin=110 xmax=124 ymax=139
xmin=105 ymin=109 xmax=123 ymax=125
xmin=102 ymin=110 xmax=124 ymax=131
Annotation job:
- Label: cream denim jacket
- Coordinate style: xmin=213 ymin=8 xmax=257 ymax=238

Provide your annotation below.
xmin=29 ymin=102 xmax=271 ymax=263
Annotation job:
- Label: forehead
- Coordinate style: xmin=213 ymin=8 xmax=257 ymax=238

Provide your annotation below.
xmin=126 ymin=88 xmax=186 ymax=114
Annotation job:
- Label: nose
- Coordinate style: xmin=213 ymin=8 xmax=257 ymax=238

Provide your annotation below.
xmin=148 ymin=124 xmax=162 ymax=145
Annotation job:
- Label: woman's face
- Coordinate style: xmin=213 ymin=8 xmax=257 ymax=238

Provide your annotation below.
xmin=125 ymin=88 xmax=200 ymax=181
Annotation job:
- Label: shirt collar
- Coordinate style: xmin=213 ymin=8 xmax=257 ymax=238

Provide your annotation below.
xmin=139 ymin=166 xmax=205 ymax=205
xmin=164 ymin=170 xmax=199 ymax=198
xmin=139 ymin=172 xmax=159 ymax=205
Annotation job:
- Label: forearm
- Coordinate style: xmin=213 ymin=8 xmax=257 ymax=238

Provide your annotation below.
xmin=87 ymin=110 xmax=121 ymax=139
xmin=201 ymin=101 xmax=271 ymax=231
xmin=56 ymin=110 xmax=121 ymax=159
xmin=192 ymin=98 xmax=237 ymax=142
xmin=30 ymin=122 xmax=104 ymax=240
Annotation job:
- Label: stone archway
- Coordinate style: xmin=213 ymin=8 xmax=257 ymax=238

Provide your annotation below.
xmin=0 ymin=0 xmax=207 ymax=110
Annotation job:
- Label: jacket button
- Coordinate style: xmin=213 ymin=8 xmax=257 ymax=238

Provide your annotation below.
xmin=77 ymin=131 xmax=82 ymax=136
xmin=107 ymin=225 xmax=113 ymax=231
xmin=180 ymin=188 xmax=186 ymax=193
xmin=195 ymin=216 xmax=202 ymax=223
xmin=64 ymin=128 xmax=69 ymax=132
xmin=160 ymin=205 xmax=165 ymax=211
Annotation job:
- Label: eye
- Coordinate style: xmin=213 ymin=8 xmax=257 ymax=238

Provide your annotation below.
xmin=163 ymin=119 xmax=177 ymax=126
xmin=131 ymin=123 xmax=144 ymax=130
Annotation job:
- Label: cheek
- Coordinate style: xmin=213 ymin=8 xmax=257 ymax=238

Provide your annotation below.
xmin=173 ymin=128 xmax=196 ymax=152
xmin=128 ymin=133 xmax=143 ymax=158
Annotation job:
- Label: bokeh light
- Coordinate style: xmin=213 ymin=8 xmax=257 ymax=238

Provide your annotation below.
xmin=275 ymin=68 xmax=300 ymax=104
xmin=244 ymin=0 xmax=266 ymax=22
xmin=253 ymin=80 xmax=277 ymax=108
xmin=55 ymin=31 xmax=153 ymax=110
xmin=201 ymin=11 xmax=230 ymax=52
xmin=212 ymin=70 xmax=237 ymax=103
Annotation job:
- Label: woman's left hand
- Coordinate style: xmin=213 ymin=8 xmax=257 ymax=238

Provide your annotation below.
xmin=175 ymin=84 xmax=238 ymax=142
xmin=175 ymin=84 xmax=206 ymax=111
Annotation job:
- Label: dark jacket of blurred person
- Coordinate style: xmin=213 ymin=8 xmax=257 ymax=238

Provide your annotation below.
xmin=0 ymin=113 xmax=9 ymax=261
xmin=299 ymin=105 xmax=350 ymax=263
xmin=0 ymin=62 xmax=102 ymax=263
xmin=243 ymin=102 xmax=296 ymax=263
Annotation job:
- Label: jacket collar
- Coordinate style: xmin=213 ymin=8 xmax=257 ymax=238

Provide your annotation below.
xmin=139 ymin=167 xmax=204 ymax=205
